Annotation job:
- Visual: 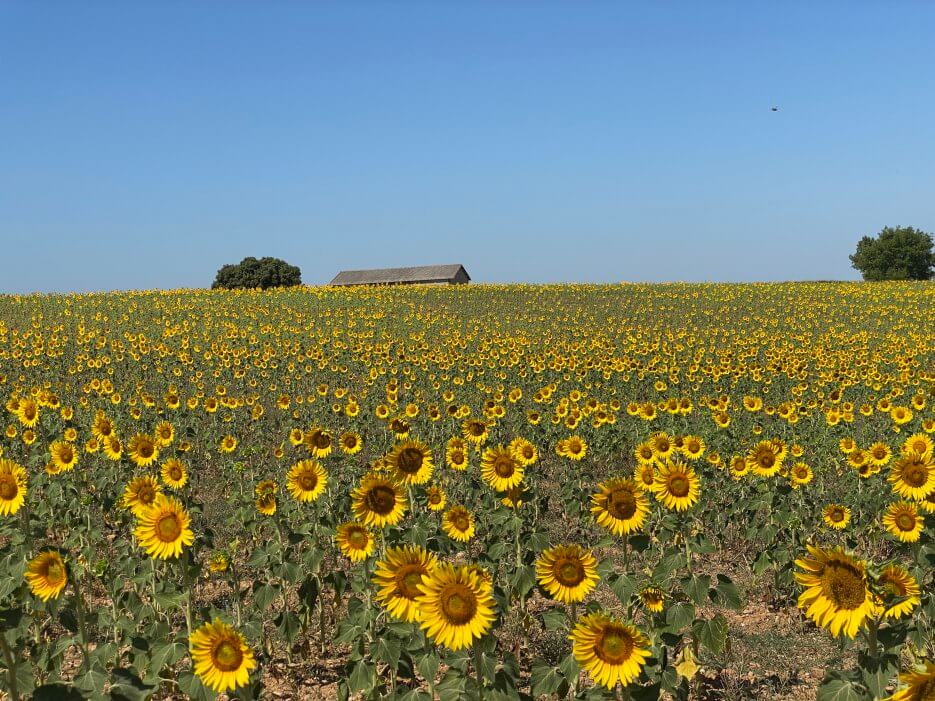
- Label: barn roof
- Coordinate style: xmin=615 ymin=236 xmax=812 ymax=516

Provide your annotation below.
xmin=329 ymin=264 xmax=469 ymax=286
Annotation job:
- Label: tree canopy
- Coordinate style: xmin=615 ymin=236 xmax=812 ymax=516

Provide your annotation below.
xmin=212 ymin=257 xmax=302 ymax=290
xmin=849 ymin=226 xmax=934 ymax=281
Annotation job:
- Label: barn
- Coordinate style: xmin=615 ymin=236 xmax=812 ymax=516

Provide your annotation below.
xmin=329 ymin=264 xmax=470 ymax=287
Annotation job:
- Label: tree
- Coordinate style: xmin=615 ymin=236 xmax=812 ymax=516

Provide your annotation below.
xmin=849 ymin=226 xmax=934 ymax=281
xmin=212 ymin=257 xmax=302 ymax=290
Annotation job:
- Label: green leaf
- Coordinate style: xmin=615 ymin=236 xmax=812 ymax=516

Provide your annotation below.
xmin=373 ymin=638 xmax=402 ymax=671
xmin=530 ymin=662 xmax=566 ymax=696
xmin=816 ymin=672 xmax=868 ymax=701
xmin=652 ymin=553 xmax=683 ymax=583
xmin=416 ymin=650 xmax=440 ymax=685
xmin=609 ymin=573 xmax=637 ymax=606
xmin=541 ymin=607 xmax=568 ymax=631
xmin=511 ymin=565 xmax=536 ymax=599
xmin=693 ymin=614 xmax=728 ymax=655
xmin=348 ymin=659 xmax=376 ymax=693
xmin=858 ymin=653 xmax=899 ymax=700
xmin=33 ymin=684 xmax=85 ymax=701
xmin=665 ymin=601 xmax=695 ymax=632
xmin=714 ymin=575 xmax=743 ymax=611
xmin=109 ymin=667 xmax=158 ymax=701
xmin=683 ymin=574 xmax=711 ymax=606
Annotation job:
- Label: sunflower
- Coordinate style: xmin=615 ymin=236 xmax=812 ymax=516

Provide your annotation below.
xmin=558 ymin=435 xmax=588 ymax=461
xmin=25 ymin=550 xmax=68 ymax=601
xmin=335 ymin=521 xmax=376 ymax=562
xmin=16 ymin=398 xmax=39 ymax=427
xmin=874 ymin=565 xmax=920 ymax=620
xmin=351 ymin=473 xmax=408 ymax=528
xmin=303 ymin=427 xmax=333 ymax=458
xmin=442 ymin=505 xmax=475 ymax=542
xmin=134 ymin=494 xmax=194 ymax=559
xmin=416 ymin=563 xmax=496 ymax=650
xmin=888 ymin=452 xmax=935 ymax=500
xmin=128 ymin=433 xmax=159 ymax=467
xmin=885 ymin=662 xmax=935 ymax=701
xmin=161 ymin=458 xmax=188 ymax=489
xmin=508 ymin=437 xmax=538 ymax=467
xmin=208 ymin=552 xmax=230 ymax=573
xmin=789 ymin=462 xmax=813 ymax=488
xmin=640 ymin=586 xmax=665 ymax=613
xmin=122 ymin=476 xmax=162 ymax=516
xmin=0 ymin=459 xmax=28 ymax=516
xmin=746 ymin=440 xmax=783 ymax=477
xmin=569 ymin=612 xmax=651 ymax=689
xmin=462 ymin=419 xmax=489 ymax=445
xmin=535 ymin=544 xmax=599 ymax=604
xmin=286 ymin=459 xmax=328 ymax=503
xmin=446 ymin=447 xmax=468 ymax=471
xmin=500 ymin=482 xmax=529 ymax=509
xmin=255 ymin=480 xmax=278 ymax=516
xmin=635 ymin=462 xmax=656 ymax=491
xmin=867 ymin=442 xmax=892 ymax=467
xmin=425 ymin=485 xmax=447 ymax=511
xmin=653 ymin=460 xmax=700 ymax=511
xmin=822 ymin=504 xmax=851 ymax=530
xmin=387 ymin=440 xmax=434 ymax=486
xmin=882 ymin=501 xmax=923 ymax=543
xmin=103 ymin=435 xmax=123 ymax=461
xmin=902 ymin=433 xmax=933 ymax=459
xmin=219 ymin=434 xmax=238 ymax=454
xmin=680 ymin=435 xmax=705 ymax=460
xmin=480 ymin=445 xmax=524 ymax=491
xmin=339 ymin=431 xmax=362 ymax=455
xmin=591 ymin=478 xmax=649 ymax=535
xmin=154 ymin=421 xmax=175 ymax=447
xmin=794 ymin=545 xmax=876 ymax=638
xmin=372 ymin=545 xmax=438 ymax=622
xmin=648 ymin=432 xmax=675 ymax=459
xmin=190 ymin=619 xmax=256 ymax=693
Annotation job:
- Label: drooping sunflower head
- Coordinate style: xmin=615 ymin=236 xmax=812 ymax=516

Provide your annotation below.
xmin=388 ymin=440 xmax=434 ymax=486
xmin=161 ymin=458 xmax=188 ymax=490
xmin=591 ymin=478 xmax=649 ymax=536
xmin=0 ymin=458 xmax=28 ymax=516
xmin=25 ymin=550 xmax=68 ymax=601
xmin=334 ymin=521 xmax=376 ymax=562
xmin=535 ymin=544 xmax=600 ymax=604
xmin=128 ymin=433 xmax=159 ymax=467
xmin=133 ymin=493 xmax=194 ymax=559
xmin=442 ymin=505 xmax=475 ymax=542
xmin=653 ymin=460 xmax=700 ymax=511
xmin=416 ymin=563 xmax=496 ymax=650
xmin=500 ymin=482 xmax=529 ymax=509
xmin=122 ymin=476 xmax=162 ymax=516
xmin=640 ymin=586 xmax=665 ymax=613
xmin=882 ymin=501 xmax=923 ymax=543
xmin=351 ymin=473 xmax=408 ymax=528
xmin=569 ymin=612 xmax=651 ymax=689
xmin=372 ymin=545 xmax=438 ymax=622
xmin=189 ymin=618 xmax=256 ymax=694
xmin=480 ymin=445 xmax=524 ymax=491
xmin=822 ymin=504 xmax=851 ymax=530
xmin=794 ymin=545 xmax=875 ymax=638
xmin=286 ymin=459 xmax=328 ymax=503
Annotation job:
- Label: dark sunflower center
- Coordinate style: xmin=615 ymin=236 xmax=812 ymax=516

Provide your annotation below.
xmin=397 ymin=448 xmax=424 ymax=473
xmin=440 ymin=584 xmax=477 ymax=624
xmin=451 ymin=452 xmax=465 ymax=465
xmin=895 ymin=513 xmax=916 ymax=531
xmin=0 ymin=476 xmax=17 ymax=500
xmin=821 ymin=563 xmax=866 ymax=610
xmin=555 ymin=557 xmax=586 ymax=587
xmin=522 ymin=446 xmax=534 ymax=459
xmin=882 ymin=578 xmax=905 ymax=597
xmin=140 ymin=443 xmax=154 ymax=458
xmin=451 ymin=514 xmax=469 ymax=531
xmin=687 ymin=441 xmax=700 ymax=453
xmin=428 ymin=492 xmax=441 ymax=504
xmin=139 ymin=487 xmax=155 ymax=504
xmin=468 ymin=423 xmax=484 ymax=436
xmin=608 ymin=488 xmax=637 ymax=519
xmin=169 ymin=466 xmax=182 ymax=480
xmin=903 ymin=466 xmax=926 ymax=487
xmin=46 ymin=560 xmax=66 ymax=584
xmin=830 ymin=509 xmax=844 ymax=522
xmin=759 ymin=453 xmax=775 ymax=468
xmin=347 ymin=529 xmax=368 ymax=549
xmin=594 ymin=627 xmax=634 ymax=665
xmin=397 ymin=566 xmax=425 ymax=599
xmin=568 ymin=441 xmax=582 ymax=454
xmin=213 ymin=639 xmax=243 ymax=671
xmin=60 ymin=447 xmax=74 ymax=462
xmin=494 ymin=457 xmax=515 ymax=477
xmin=156 ymin=514 xmax=182 ymax=542
xmin=314 ymin=433 xmax=331 ymax=449
xmin=668 ymin=475 xmax=690 ymax=498
xmin=367 ymin=486 xmax=396 ymax=515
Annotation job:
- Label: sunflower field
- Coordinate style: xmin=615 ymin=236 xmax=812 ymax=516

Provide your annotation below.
xmin=0 ymin=282 xmax=933 ymax=701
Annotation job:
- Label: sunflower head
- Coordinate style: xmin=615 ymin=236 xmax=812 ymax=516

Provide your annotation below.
xmin=286 ymin=459 xmax=328 ymax=503
xmin=0 ymin=458 xmax=28 ymax=516
xmin=480 ymin=445 xmax=524 ymax=491
xmin=653 ymin=460 xmax=700 ymax=511
xmin=442 ymin=505 xmax=476 ymax=542
xmin=794 ymin=545 xmax=875 ymax=638
xmin=591 ymin=478 xmax=649 ymax=536
xmin=372 ymin=545 xmax=438 ymax=622
xmin=569 ymin=612 xmax=651 ymax=689
xmin=133 ymin=493 xmax=194 ymax=559
xmin=388 ymin=440 xmax=434 ymax=485
xmin=190 ymin=619 xmax=256 ymax=693
xmin=535 ymin=544 xmax=599 ymax=604
xmin=335 ymin=521 xmax=376 ymax=562
xmin=351 ymin=473 xmax=408 ymax=528
xmin=416 ymin=563 xmax=495 ymax=650
xmin=25 ymin=550 xmax=68 ymax=601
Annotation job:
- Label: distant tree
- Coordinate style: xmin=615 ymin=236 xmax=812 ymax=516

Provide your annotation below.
xmin=849 ymin=226 xmax=934 ymax=281
xmin=212 ymin=257 xmax=302 ymax=290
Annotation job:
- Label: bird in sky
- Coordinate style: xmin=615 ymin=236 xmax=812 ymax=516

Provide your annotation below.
xmin=771 ymin=106 xmax=779 ymax=112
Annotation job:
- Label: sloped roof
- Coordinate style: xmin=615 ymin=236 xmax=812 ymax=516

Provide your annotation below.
xmin=329 ymin=264 xmax=469 ymax=286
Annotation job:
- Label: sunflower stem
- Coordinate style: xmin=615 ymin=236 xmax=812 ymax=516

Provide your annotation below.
xmin=0 ymin=633 xmax=20 ymax=701
xmin=472 ymin=643 xmax=485 ymax=701
xmin=72 ymin=572 xmax=92 ymax=672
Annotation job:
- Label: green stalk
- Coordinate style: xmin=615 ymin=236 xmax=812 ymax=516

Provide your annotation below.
xmin=473 ymin=643 xmax=485 ymax=701
xmin=0 ymin=634 xmax=20 ymax=701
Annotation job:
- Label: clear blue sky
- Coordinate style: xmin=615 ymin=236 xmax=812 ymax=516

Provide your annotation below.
xmin=2 ymin=2 xmax=934 ymax=292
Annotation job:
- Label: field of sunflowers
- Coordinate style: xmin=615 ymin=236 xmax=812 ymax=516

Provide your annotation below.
xmin=0 ymin=281 xmax=933 ymax=701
